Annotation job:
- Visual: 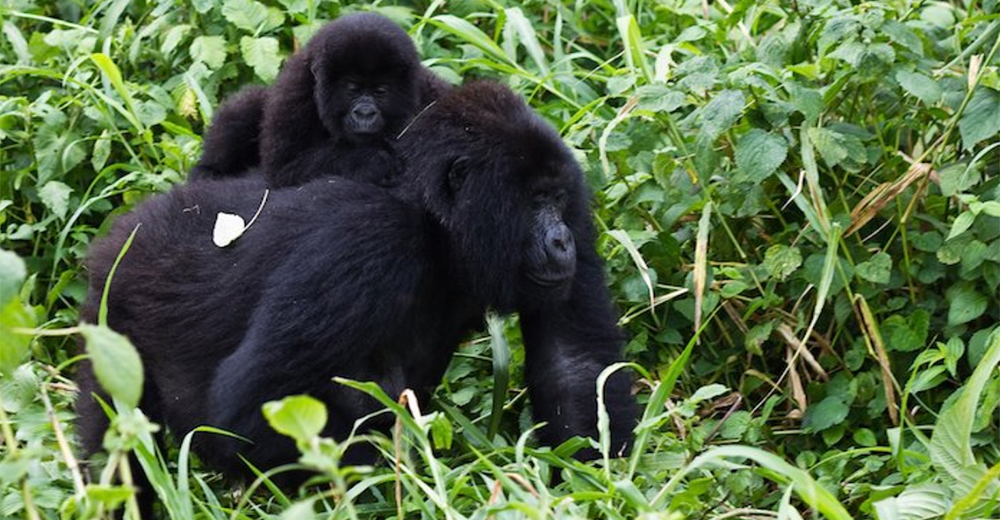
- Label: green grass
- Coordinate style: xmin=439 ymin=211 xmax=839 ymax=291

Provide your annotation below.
xmin=1 ymin=0 xmax=999 ymax=518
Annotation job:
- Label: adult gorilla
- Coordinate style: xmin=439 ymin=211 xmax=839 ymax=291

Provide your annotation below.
xmin=190 ymin=12 xmax=451 ymax=186
xmin=76 ymin=82 xmax=635 ymax=478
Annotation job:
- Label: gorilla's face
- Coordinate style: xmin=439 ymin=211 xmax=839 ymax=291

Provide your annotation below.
xmin=312 ymin=65 xmax=417 ymax=143
xmin=522 ymin=187 xmax=577 ymax=292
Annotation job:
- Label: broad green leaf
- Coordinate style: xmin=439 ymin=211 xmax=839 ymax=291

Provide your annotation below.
xmin=802 ymin=396 xmax=850 ymax=432
xmin=0 ymin=249 xmax=26 ymax=305
xmin=930 ymin=330 xmax=1000 ymax=494
xmin=896 ymin=70 xmax=942 ymax=104
xmin=946 ymin=211 xmax=974 ymax=241
xmin=240 ymin=36 xmax=281 ymax=82
xmin=873 ymin=486 xmax=949 ymax=520
xmin=160 ymin=24 xmax=191 ymax=56
xmin=938 ymin=163 xmax=981 ymax=197
xmin=190 ymin=36 xmax=227 ymax=70
xmin=276 ymin=0 xmax=308 ymax=14
xmin=856 ymin=252 xmax=892 ymax=284
xmin=222 ymin=0 xmax=273 ymax=33
xmin=636 ymin=85 xmax=684 ymax=113
xmin=38 ymin=181 xmax=72 ymax=220
xmin=80 ymin=324 xmax=144 ymax=408
xmin=263 ymin=395 xmax=327 ymax=444
xmin=808 ymin=127 xmax=848 ymax=167
xmin=735 ymin=129 xmax=788 ymax=182
xmin=0 ymin=300 xmax=35 ymax=376
xmin=763 ymin=244 xmax=802 ymax=280
xmin=946 ymin=283 xmax=988 ymax=326
xmin=698 ymin=90 xmax=745 ymax=141
xmin=958 ymin=88 xmax=1000 ymax=150
xmin=882 ymin=311 xmax=930 ymax=352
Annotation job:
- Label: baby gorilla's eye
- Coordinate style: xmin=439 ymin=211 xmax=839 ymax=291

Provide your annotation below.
xmin=345 ymin=82 xmax=359 ymax=92
xmin=374 ymin=86 xmax=388 ymax=95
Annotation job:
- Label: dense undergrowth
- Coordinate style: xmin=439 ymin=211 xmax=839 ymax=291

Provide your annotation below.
xmin=1 ymin=0 xmax=999 ymax=518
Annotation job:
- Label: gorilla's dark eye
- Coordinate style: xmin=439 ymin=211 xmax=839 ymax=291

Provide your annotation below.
xmin=345 ymin=82 xmax=359 ymax=92
xmin=374 ymin=86 xmax=388 ymax=95
xmin=446 ymin=157 xmax=470 ymax=198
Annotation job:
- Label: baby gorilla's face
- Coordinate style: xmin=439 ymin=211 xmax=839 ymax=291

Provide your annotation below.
xmin=340 ymin=78 xmax=388 ymax=137
xmin=313 ymin=65 xmax=416 ymax=143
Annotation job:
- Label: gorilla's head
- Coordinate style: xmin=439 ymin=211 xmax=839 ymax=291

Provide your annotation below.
xmin=397 ymin=82 xmax=587 ymax=310
xmin=307 ymin=13 xmax=423 ymax=142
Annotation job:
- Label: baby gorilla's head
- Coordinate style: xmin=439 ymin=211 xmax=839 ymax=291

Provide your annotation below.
xmin=307 ymin=12 xmax=423 ymax=142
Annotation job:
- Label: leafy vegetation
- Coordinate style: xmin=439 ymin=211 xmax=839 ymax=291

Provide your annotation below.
xmin=1 ymin=0 xmax=998 ymax=518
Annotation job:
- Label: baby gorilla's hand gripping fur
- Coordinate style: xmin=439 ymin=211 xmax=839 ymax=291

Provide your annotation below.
xmin=76 ymin=82 xmax=635 ymax=484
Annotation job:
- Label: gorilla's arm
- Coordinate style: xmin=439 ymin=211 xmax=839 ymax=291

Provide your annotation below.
xmin=519 ymin=207 xmax=636 ymax=459
xmin=189 ymin=86 xmax=269 ymax=180
xmin=259 ymin=52 xmax=329 ymax=174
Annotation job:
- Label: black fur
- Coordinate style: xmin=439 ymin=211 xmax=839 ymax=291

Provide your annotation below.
xmin=76 ymin=82 xmax=635 ymax=481
xmin=188 ymin=86 xmax=269 ymax=181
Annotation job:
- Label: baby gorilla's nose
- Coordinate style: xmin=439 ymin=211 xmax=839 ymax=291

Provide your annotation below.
xmin=353 ymin=104 xmax=378 ymax=119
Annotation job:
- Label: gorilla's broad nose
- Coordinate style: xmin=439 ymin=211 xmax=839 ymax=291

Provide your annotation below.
xmin=353 ymin=104 xmax=377 ymax=120
xmin=545 ymin=224 xmax=576 ymax=269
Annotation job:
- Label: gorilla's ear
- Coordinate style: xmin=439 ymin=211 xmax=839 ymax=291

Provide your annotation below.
xmin=446 ymin=157 xmax=470 ymax=199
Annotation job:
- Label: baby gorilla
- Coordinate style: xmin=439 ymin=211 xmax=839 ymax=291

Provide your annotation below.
xmin=76 ymin=82 xmax=635 ymax=481
xmin=189 ymin=12 xmax=450 ymax=186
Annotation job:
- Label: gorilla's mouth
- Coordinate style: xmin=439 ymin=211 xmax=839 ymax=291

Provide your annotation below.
xmin=344 ymin=115 xmax=385 ymax=136
xmin=526 ymin=270 xmax=574 ymax=288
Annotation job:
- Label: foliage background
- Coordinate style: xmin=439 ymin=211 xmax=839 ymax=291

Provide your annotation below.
xmin=1 ymin=0 xmax=998 ymax=518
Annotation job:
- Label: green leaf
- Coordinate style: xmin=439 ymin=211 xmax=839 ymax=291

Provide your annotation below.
xmin=190 ymin=36 xmax=227 ymax=70
xmin=91 ymin=130 xmax=111 ymax=172
xmin=882 ymin=310 xmax=929 ymax=352
xmin=636 ymin=85 xmax=684 ymax=112
xmin=0 ymin=249 xmax=26 ymax=305
xmin=80 ymin=324 xmax=144 ymax=408
xmin=275 ymin=0 xmax=308 ymax=14
xmin=896 ymin=70 xmax=941 ymax=104
xmin=735 ymin=129 xmax=788 ymax=182
xmin=959 ymin=88 xmax=1000 ymax=150
xmin=428 ymin=413 xmax=453 ymax=450
xmin=762 ymin=244 xmax=802 ymax=280
xmin=222 ymin=0 xmax=271 ymax=33
xmin=938 ymin=162 xmax=981 ymax=196
xmin=240 ymin=36 xmax=281 ymax=82
xmin=0 ymin=299 xmax=35 ymax=376
xmin=279 ymin=500 xmax=318 ymax=520
xmin=946 ymin=283 xmax=988 ymax=326
xmin=947 ymin=211 xmax=975 ymax=241
xmin=802 ymin=396 xmax=850 ymax=432
xmin=262 ymin=395 xmax=327 ymax=444
xmin=807 ymin=127 xmax=847 ymax=168
xmin=698 ymin=90 xmax=745 ymax=141
xmin=856 ymin=252 xmax=891 ymax=284
xmin=930 ymin=330 xmax=1000 ymax=494
xmin=38 ymin=181 xmax=73 ymax=220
